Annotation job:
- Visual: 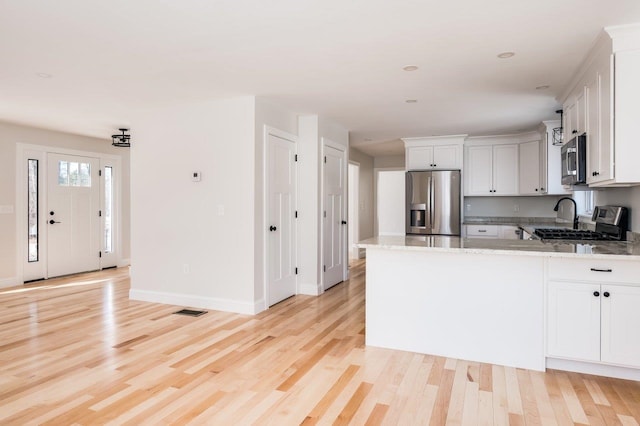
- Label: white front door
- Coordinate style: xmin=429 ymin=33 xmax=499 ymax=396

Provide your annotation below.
xmin=47 ymin=153 xmax=101 ymax=278
xmin=323 ymin=143 xmax=346 ymax=290
xmin=267 ymin=133 xmax=297 ymax=306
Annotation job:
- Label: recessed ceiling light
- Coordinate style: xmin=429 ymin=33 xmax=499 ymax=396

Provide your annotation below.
xmin=497 ymin=52 xmax=515 ymax=59
xmin=535 ymin=85 xmax=550 ymax=90
xmin=405 ymin=99 xmax=418 ymax=103
xmin=403 ymin=65 xmax=419 ymax=71
xmin=36 ymin=72 xmax=52 ymax=78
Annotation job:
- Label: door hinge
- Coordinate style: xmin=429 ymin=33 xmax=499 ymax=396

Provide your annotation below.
xmin=99 ymin=251 xmax=102 ymax=258
xmin=99 ymin=210 xmax=102 ymax=217
xmin=295 ymin=154 xmax=298 ymax=162
xmin=323 ymin=265 xmax=326 ymax=272
xmin=324 ymin=156 xmax=327 ymax=163
xmin=323 ymin=210 xmax=326 ymax=218
xmin=99 ymin=170 xmax=102 ymax=177
xmin=295 ymin=267 xmax=298 ymax=275
xmin=295 ymin=210 xmax=298 ymax=218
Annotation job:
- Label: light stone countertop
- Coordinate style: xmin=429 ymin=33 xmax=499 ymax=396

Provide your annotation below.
xmin=358 ymin=235 xmax=640 ymax=260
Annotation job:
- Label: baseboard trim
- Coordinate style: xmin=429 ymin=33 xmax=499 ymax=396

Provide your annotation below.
xmin=297 ymin=282 xmax=323 ymax=296
xmin=129 ymin=289 xmax=263 ymax=315
xmin=0 ymin=277 xmax=18 ymax=289
xmin=546 ymin=357 xmax=640 ymax=381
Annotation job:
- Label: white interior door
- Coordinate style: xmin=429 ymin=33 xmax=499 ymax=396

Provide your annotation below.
xmin=323 ymin=143 xmax=346 ymax=290
xmin=47 ymin=153 xmax=101 ymax=278
xmin=267 ymin=133 xmax=297 ymax=306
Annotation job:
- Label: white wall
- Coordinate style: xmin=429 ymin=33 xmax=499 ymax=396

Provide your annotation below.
xmin=0 ymin=121 xmax=130 ymax=285
xmin=130 ymin=97 xmax=259 ymax=313
xmin=374 ymin=155 xmax=404 ymax=169
xmin=349 ymin=148 xmax=374 ymax=243
xmin=595 ymin=186 xmax=640 ymax=232
xmin=464 ymin=195 xmax=565 ymax=218
xmin=376 ymin=170 xmax=406 ymax=236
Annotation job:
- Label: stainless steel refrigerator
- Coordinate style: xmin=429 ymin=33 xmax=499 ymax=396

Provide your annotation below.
xmin=406 ymin=170 xmax=461 ymax=236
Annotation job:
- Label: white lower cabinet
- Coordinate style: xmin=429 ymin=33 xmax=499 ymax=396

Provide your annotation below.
xmin=547 ymin=279 xmax=640 ymax=369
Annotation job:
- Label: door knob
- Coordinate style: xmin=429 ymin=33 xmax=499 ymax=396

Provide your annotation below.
xmin=49 ymin=220 xmax=61 ymax=225
xmin=269 ymin=225 xmax=277 ymax=232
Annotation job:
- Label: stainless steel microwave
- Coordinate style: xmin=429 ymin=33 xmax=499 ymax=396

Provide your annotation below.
xmin=561 ymin=134 xmax=587 ymax=185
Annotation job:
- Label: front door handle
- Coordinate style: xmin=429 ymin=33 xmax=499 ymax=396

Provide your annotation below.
xmin=49 ymin=220 xmax=61 ymax=224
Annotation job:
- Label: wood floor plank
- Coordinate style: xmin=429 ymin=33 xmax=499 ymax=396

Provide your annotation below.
xmin=0 ymin=262 xmax=639 ymax=425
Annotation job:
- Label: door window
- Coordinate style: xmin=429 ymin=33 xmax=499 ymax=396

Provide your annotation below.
xmin=58 ymin=161 xmax=91 ymax=187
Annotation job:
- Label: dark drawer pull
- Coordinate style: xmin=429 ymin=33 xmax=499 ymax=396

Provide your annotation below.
xmin=590 ymin=268 xmax=612 ymax=273
xmin=478 ymin=230 xmax=487 ymax=233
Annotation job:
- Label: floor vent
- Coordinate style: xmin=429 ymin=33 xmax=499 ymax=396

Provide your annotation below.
xmin=173 ymin=309 xmax=207 ymax=317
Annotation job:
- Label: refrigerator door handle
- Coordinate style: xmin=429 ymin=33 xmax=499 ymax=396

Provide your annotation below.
xmin=430 ymin=175 xmax=435 ymax=230
xmin=425 ymin=173 xmax=432 ymax=234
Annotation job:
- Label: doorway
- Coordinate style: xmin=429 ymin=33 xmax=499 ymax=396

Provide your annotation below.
xmin=348 ymin=162 xmax=359 ymax=260
xmin=17 ymin=145 xmax=123 ymax=283
xmin=375 ymin=169 xmax=406 ymax=236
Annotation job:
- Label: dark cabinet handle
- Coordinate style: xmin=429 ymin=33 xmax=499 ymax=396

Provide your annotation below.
xmin=572 ymin=130 xmax=578 ymax=134
xmin=593 ymin=291 xmax=600 ymax=297
xmin=341 ymin=220 xmax=347 ymax=225
xmin=433 ymin=164 xmax=437 ymax=167
xmin=269 ymin=226 xmax=277 ymax=232
xmin=50 ymin=211 xmax=55 ymax=216
xmin=541 ymin=187 xmax=545 ymax=191
xmin=590 ymin=268 xmax=612 ymax=272
xmin=603 ymin=292 xmax=610 ymax=298
xmin=535 ymin=188 xmax=538 ymax=191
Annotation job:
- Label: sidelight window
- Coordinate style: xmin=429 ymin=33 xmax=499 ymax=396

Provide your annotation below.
xmin=104 ymin=166 xmax=113 ymax=253
xmin=28 ymin=159 xmax=39 ymax=262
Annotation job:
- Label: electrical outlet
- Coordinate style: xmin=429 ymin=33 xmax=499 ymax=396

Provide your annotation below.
xmin=514 ymin=204 xmax=520 ymax=212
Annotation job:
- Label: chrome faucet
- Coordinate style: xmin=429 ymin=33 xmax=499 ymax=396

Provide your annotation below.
xmin=553 ymin=197 xmax=578 ymax=230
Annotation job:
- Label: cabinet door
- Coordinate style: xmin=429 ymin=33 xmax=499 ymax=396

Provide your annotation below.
xmin=586 ymin=72 xmax=601 ymax=184
xmin=598 ymin=53 xmax=613 ymax=182
xmin=575 ymin=89 xmax=586 ymax=135
xmin=601 ymin=284 xmax=640 ymax=368
xmin=498 ymin=225 xmax=519 ymax=239
xmin=519 ymin=140 xmax=540 ymax=195
xmin=493 ymin=144 xmax=519 ymax=195
xmin=433 ymin=145 xmax=460 ymax=169
xmin=406 ymin=147 xmax=434 ymax=171
xmin=465 ymin=146 xmax=493 ymax=195
xmin=564 ymin=101 xmax=575 ymax=142
xmin=547 ymin=281 xmax=601 ymax=362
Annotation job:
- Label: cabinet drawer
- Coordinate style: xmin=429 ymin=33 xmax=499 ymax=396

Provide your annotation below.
xmin=466 ymin=225 xmax=499 ymax=237
xmin=548 ymin=257 xmax=640 ymax=284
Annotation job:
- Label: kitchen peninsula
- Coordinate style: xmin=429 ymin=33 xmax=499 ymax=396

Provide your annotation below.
xmin=359 ymin=235 xmax=640 ymax=380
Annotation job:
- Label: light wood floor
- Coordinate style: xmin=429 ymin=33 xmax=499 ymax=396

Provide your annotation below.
xmin=1 ymin=261 xmax=639 ymax=425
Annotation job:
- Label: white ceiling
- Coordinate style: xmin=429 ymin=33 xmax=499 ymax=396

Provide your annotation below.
xmin=2 ymin=0 xmax=640 ymax=157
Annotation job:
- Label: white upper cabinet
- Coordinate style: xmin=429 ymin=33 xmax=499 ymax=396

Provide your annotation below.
xmin=518 ymin=140 xmax=540 ymax=195
xmin=538 ymin=121 xmax=570 ymax=195
xmin=403 ymin=135 xmax=466 ymax=171
xmin=465 ymin=141 xmax=518 ymax=196
xmin=562 ymin=26 xmax=640 ymax=187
